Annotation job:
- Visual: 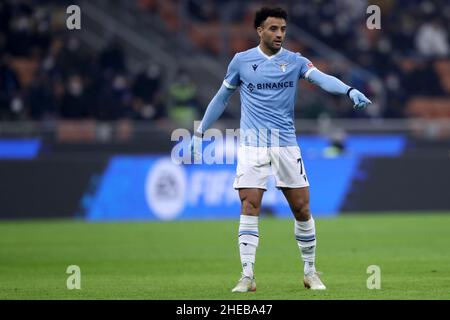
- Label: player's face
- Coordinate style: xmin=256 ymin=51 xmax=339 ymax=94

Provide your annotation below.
xmin=257 ymin=17 xmax=287 ymax=53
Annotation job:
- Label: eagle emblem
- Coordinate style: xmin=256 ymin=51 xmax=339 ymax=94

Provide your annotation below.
xmin=279 ymin=62 xmax=289 ymax=72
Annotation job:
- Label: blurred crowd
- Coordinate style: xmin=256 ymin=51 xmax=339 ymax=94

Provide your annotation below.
xmin=0 ymin=0 xmax=170 ymax=121
xmin=289 ymin=0 xmax=450 ymax=117
xmin=141 ymin=0 xmax=450 ymax=119
xmin=1 ymin=0 xmax=449 ymax=122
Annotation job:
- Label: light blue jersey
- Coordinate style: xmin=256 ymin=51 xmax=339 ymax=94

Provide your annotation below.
xmin=223 ymin=46 xmax=316 ymax=147
xmin=195 ymin=46 xmax=360 ymax=148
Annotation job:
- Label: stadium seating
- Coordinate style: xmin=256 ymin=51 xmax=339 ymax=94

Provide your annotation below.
xmin=407 ymin=97 xmax=450 ymax=119
xmin=0 ymin=0 xmax=448 ymax=122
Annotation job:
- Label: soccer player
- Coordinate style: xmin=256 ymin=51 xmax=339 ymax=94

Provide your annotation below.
xmin=190 ymin=7 xmax=371 ymax=292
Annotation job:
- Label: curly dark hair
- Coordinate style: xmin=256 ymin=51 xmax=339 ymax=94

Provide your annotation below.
xmin=254 ymin=7 xmax=288 ymax=29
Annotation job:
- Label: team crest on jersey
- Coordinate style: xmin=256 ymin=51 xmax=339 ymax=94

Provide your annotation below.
xmin=278 ymin=62 xmax=289 ymax=72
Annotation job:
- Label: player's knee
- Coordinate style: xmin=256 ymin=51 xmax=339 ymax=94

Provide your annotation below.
xmin=292 ymin=199 xmax=310 ymax=220
xmin=241 ymin=197 xmax=261 ymax=215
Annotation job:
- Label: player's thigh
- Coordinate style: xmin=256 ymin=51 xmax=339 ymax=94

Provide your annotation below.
xmin=238 ymin=188 xmax=265 ymax=216
xmin=281 ymin=187 xmax=311 ymax=221
xmin=233 ymin=146 xmax=271 ymax=190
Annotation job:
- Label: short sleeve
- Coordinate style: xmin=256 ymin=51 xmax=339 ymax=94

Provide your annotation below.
xmin=223 ymin=54 xmax=240 ymax=89
xmin=297 ymin=54 xmax=317 ymax=80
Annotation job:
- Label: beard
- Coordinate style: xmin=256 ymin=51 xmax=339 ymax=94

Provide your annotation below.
xmin=264 ymin=38 xmax=282 ymax=53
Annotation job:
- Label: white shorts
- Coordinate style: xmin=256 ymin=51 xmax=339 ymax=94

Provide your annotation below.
xmin=233 ymin=146 xmax=309 ymax=190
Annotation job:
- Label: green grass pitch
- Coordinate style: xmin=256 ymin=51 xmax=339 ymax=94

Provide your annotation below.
xmin=1 ymin=213 xmax=450 ymax=299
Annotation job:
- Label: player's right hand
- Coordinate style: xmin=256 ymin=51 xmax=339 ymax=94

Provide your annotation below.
xmin=189 ymin=134 xmax=203 ymax=163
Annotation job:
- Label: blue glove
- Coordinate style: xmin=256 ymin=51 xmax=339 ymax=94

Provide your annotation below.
xmin=189 ymin=134 xmax=202 ymax=163
xmin=349 ymin=88 xmax=372 ymax=110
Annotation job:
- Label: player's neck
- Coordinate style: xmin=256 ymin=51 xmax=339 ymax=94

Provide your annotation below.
xmin=258 ymin=43 xmax=281 ymax=57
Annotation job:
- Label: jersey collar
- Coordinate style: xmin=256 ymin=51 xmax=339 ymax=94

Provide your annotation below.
xmin=257 ymin=45 xmax=283 ymax=60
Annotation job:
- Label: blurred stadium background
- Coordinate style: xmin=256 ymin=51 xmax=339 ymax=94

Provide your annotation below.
xmin=1 ymin=0 xmax=449 ymax=220
xmin=1 ymin=0 xmax=450 ymax=299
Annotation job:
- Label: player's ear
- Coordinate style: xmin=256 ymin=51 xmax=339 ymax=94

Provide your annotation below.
xmin=256 ymin=26 xmax=263 ymax=37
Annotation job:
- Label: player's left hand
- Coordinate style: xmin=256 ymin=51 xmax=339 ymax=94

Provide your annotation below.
xmin=349 ymin=89 xmax=372 ymax=110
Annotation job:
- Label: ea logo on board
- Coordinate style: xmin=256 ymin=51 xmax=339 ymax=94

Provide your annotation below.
xmin=145 ymin=158 xmax=186 ymax=220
